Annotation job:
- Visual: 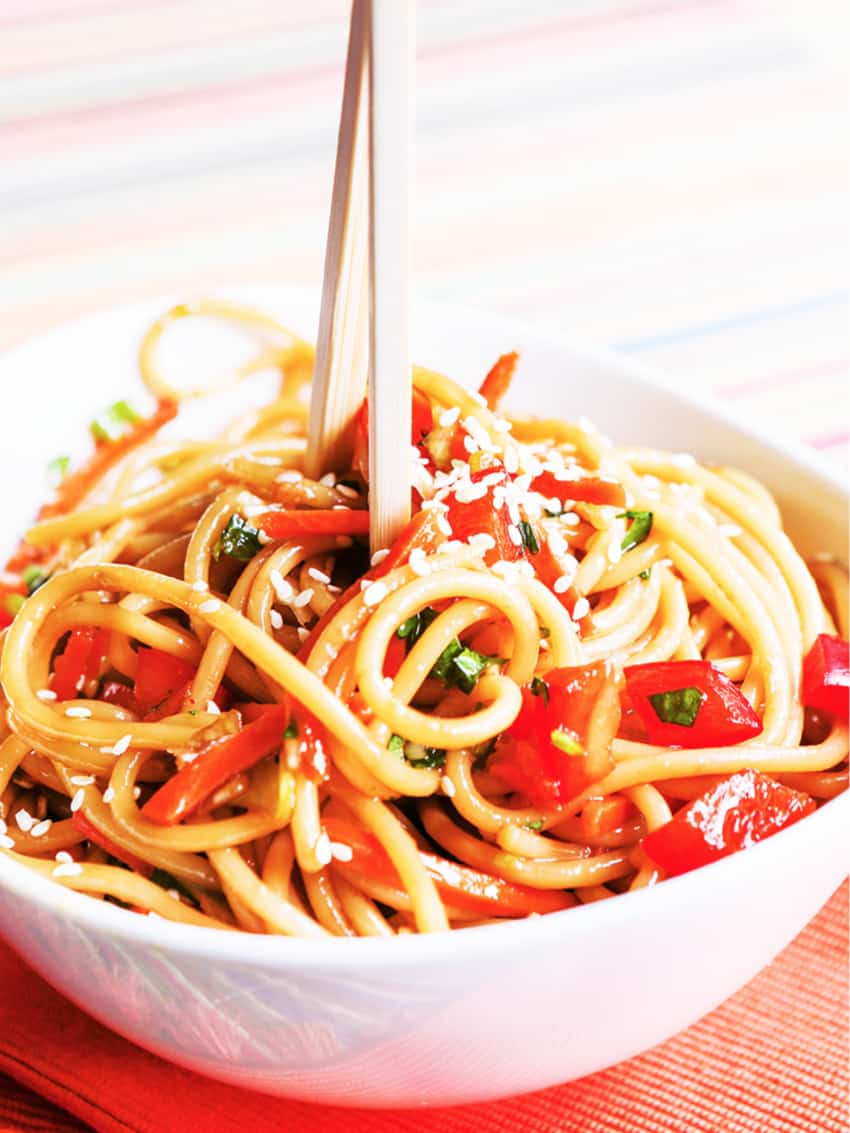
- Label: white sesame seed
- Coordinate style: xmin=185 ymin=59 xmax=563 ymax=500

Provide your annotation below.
xmin=470 ymin=391 xmax=487 ymax=407
xmin=53 ymin=862 xmax=83 ymax=878
xmin=241 ymin=504 xmax=269 ymax=518
xmin=370 ymin=548 xmax=390 ymax=567
xmin=257 ymin=530 xmax=271 ymax=545
xmin=573 ymin=597 xmax=591 ymax=619
xmin=269 ymin=569 xmax=294 ymax=602
xmin=439 ymin=406 xmax=461 ymax=427
xmin=69 ymin=775 xmax=95 ymax=787
xmin=269 ymin=609 xmax=283 ymax=630
xmin=436 ymin=514 xmax=453 ymax=537
xmin=70 ymin=789 xmax=85 ymax=813
xmin=133 ymin=786 xmax=141 ymax=800
xmin=516 ymin=561 xmax=535 ymax=578
xmin=561 ymin=512 xmax=580 ymax=527
xmin=206 ymin=700 xmax=221 ymax=715
xmin=314 ymin=831 xmax=333 ymax=866
xmin=336 ymin=484 xmax=359 ymax=500
xmin=553 ymin=575 xmax=573 ymax=595
xmin=408 ymin=548 xmax=431 ymax=577
xmin=167 ymin=889 xmax=181 ymax=901
xmin=275 ymin=470 xmax=302 ymax=483
xmin=113 ymin=734 xmax=132 ymax=756
xmin=0 ymin=834 xmax=14 ymax=850
xmin=55 ymin=850 xmax=73 ymax=863
xmin=100 ymin=745 xmax=115 ymax=754
xmin=75 ymin=674 xmax=86 ymax=692
xmin=469 ymin=533 xmax=497 ymax=553
xmin=312 ymin=748 xmax=328 ymax=777
xmin=440 ymin=775 xmax=456 ymax=798
xmin=607 ymin=542 xmax=623 ymax=565
xmin=503 ymin=447 xmax=520 ymax=474
xmin=36 ymin=688 xmax=57 ymax=701
xmin=15 ymin=810 xmax=35 ymax=832
xmin=30 ymin=819 xmax=52 ymax=838
xmin=65 ymin=706 xmax=92 ymax=719
xmin=362 ymin=581 xmax=388 ymax=607
xmin=493 ymin=418 xmax=512 ymax=433
xmin=307 ymin=566 xmax=331 ymax=584
xmin=198 ymin=598 xmax=221 ymax=614
xmin=463 ymin=434 xmax=479 ymax=454
xmin=292 ymin=588 xmax=314 ymax=609
xmin=296 ymin=627 xmax=310 ymax=643
xmin=102 ymin=787 xmax=115 ymax=804
xmin=330 ymin=841 xmax=354 ymax=863
xmin=319 ymin=472 xmax=337 ymax=487
xmin=507 ymin=524 xmax=522 ymax=546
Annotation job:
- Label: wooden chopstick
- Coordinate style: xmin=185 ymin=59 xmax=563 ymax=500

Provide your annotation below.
xmin=367 ymin=0 xmax=415 ymax=553
xmin=305 ymin=0 xmax=370 ymax=480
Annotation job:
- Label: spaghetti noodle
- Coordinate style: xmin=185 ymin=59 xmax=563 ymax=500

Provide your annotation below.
xmin=0 ymin=300 xmax=846 ymax=937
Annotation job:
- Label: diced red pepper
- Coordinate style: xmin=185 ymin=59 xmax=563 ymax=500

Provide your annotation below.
xmin=642 ymin=769 xmax=816 ymax=877
xmin=580 ymin=795 xmax=632 ymax=838
xmin=133 ymin=648 xmax=197 ymax=714
xmin=490 ymin=662 xmax=618 ymax=808
xmin=624 ymin=660 xmax=763 ymax=748
xmin=142 ymin=704 xmax=289 ymax=825
xmin=100 ymin=680 xmax=142 ymax=716
xmin=257 ymin=508 xmax=370 ymax=540
xmin=530 ymin=472 xmax=626 ymax=509
xmin=802 ymin=634 xmax=849 ymax=721
xmin=478 ymin=352 xmax=519 ymax=411
xmin=52 ymin=627 xmax=111 ymax=700
xmin=444 ymin=468 xmax=524 ymax=566
xmin=322 ymin=817 xmax=573 ymax=917
xmin=71 ymin=811 xmax=152 ymax=876
xmin=529 ymin=537 xmax=591 ymax=629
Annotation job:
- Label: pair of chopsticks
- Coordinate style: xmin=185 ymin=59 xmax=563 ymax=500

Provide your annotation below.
xmin=305 ymin=0 xmax=415 ymax=555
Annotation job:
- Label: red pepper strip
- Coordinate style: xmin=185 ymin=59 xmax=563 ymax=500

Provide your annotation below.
xmin=624 ymin=660 xmax=763 ymax=748
xmin=444 ymin=468 xmax=524 ymax=566
xmin=257 ymin=509 xmax=370 ymax=540
xmin=373 ymin=508 xmax=445 ymax=577
xmin=322 ymin=818 xmax=573 ymax=917
xmin=478 ymin=351 xmax=519 ymax=411
xmin=490 ymin=663 xmax=618 ymax=808
xmin=39 ymin=399 xmax=178 ymax=521
xmin=642 ymin=769 xmax=816 ymax=877
xmin=71 ymin=811 xmax=152 ymax=876
xmin=133 ymin=647 xmax=197 ymax=712
xmin=352 ymin=391 xmax=434 ymax=482
xmin=52 ymin=627 xmax=111 ymax=700
xmin=802 ymin=634 xmax=849 ymax=721
xmin=142 ymin=704 xmax=289 ymax=826
xmin=530 ymin=471 xmax=626 ymax=509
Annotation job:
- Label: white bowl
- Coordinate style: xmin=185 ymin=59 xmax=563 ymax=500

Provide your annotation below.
xmin=0 ymin=287 xmax=846 ymax=1107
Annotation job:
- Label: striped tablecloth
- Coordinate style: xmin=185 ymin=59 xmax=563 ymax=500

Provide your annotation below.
xmin=0 ymin=1 xmax=847 ymax=1130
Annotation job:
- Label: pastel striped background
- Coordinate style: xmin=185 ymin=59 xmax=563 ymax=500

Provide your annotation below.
xmin=0 ymin=0 xmax=847 ymax=470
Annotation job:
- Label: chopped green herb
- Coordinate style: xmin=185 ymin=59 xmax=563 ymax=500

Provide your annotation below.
xmin=471 ymin=738 xmax=496 ymax=771
xmin=90 ymin=399 xmax=141 ymax=444
xmin=638 ymin=567 xmax=652 ymax=581
xmin=550 ymin=729 xmax=583 ymax=756
xmin=430 ymin=638 xmax=464 ymax=682
xmin=284 ymin=720 xmax=299 ymax=739
xmin=396 ymin=606 xmax=438 ymax=648
xmin=531 ymin=676 xmax=550 ymax=706
xmin=523 ymin=818 xmax=545 ymax=831
xmin=403 ymin=742 xmax=446 ymax=769
xmin=431 ymin=642 xmax=498 ymax=694
xmin=214 ymin=514 xmax=263 ymax=561
xmin=47 ymin=455 xmax=70 ymax=482
xmin=388 ymin=733 xmax=405 ymax=753
xmin=517 ymin=520 xmax=540 ymax=555
xmin=21 ymin=566 xmax=48 ymax=594
xmin=617 ymin=509 xmax=653 ymax=553
xmin=3 ymin=594 xmax=25 ymax=617
xmin=649 ymin=686 xmax=704 ymax=728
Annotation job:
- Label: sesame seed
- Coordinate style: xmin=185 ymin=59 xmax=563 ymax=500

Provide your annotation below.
xmin=607 ymin=542 xmax=623 ymax=565
xmin=296 ymin=627 xmax=310 ymax=643
xmin=55 ymin=850 xmax=73 ymax=863
xmin=312 ymin=749 xmax=328 ymax=776
xmin=69 ymin=775 xmax=95 ymax=787
xmin=275 ymin=470 xmax=302 ymax=483
xmin=516 ymin=561 xmax=535 ymax=578
xmin=463 ymin=434 xmax=478 ymax=454
xmin=561 ymin=512 xmax=580 ymax=527
xmin=190 ymin=579 xmax=208 ymax=592
xmin=257 ymin=530 xmax=271 ymax=545
xmin=553 ymin=575 xmax=572 ymax=595
xmin=199 ymin=598 xmax=221 ymax=614
xmin=370 ymin=548 xmax=390 ymax=567
xmin=292 ymin=588 xmax=314 ymax=609
xmin=53 ymin=862 xmax=83 ymax=878
xmin=440 ymin=775 xmax=456 ymax=798
xmin=507 ymin=524 xmax=522 ymax=546
xmin=470 ymin=391 xmax=487 ymax=407
xmin=503 ymin=447 xmax=520 ymax=474
xmin=30 ymin=819 xmax=52 ymax=838
xmin=307 ymin=566 xmax=331 ymax=584
xmin=436 ymin=514 xmax=453 ymax=537
xmin=0 ymin=834 xmax=14 ymax=850
xmin=206 ymin=700 xmax=221 ymax=715
xmin=102 ymin=787 xmax=115 ymax=804
xmin=409 ymin=548 xmax=431 ymax=577
xmin=439 ymin=406 xmax=461 ymax=427
xmin=270 ymin=569 xmax=294 ymax=602
xmin=362 ymin=581 xmax=388 ymax=608
xmin=113 ymin=734 xmax=132 ymax=756
xmin=75 ymin=674 xmax=86 ymax=692
xmin=36 ymin=688 xmax=57 ymax=701
xmin=330 ymin=841 xmax=354 ymax=863
xmin=15 ymin=810 xmax=35 ymax=832
xmin=469 ymin=533 xmax=497 ymax=553
xmin=573 ymin=597 xmax=591 ymax=620
xmin=336 ymin=484 xmax=359 ymax=500
xmin=314 ymin=832 xmax=333 ymax=866
xmin=241 ymin=504 xmax=269 ymax=518
xmin=167 ymin=889 xmax=181 ymax=901
xmin=319 ymin=472 xmax=337 ymax=487
xmin=269 ymin=609 xmax=283 ymax=630
xmin=65 ymin=706 xmax=92 ymax=719
xmin=70 ymin=789 xmax=85 ymax=813
xmin=133 ymin=786 xmax=141 ymax=800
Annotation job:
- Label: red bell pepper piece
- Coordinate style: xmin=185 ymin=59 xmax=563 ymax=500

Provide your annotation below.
xmin=802 ymin=634 xmax=849 ymax=721
xmin=257 ymin=508 xmax=370 ymax=540
xmin=528 ymin=537 xmax=590 ymax=628
xmin=478 ymin=352 xmax=519 ymax=411
xmin=352 ymin=390 xmax=434 ymax=481
xmin=372 ymin=508 xmax=445 ymax=577
xmin=642 ymin=769 xmax=816 ymax=877
xmin=100 ymin=680 xmax=142 ymax=715
xmin=490 ymin=662 xmax=618 ymax=808
xmin=624 ymin=660 xmax=763 ymax=748
xmin=530 ymin=471 xmax=626 ymax=509
xmin=322 ymin=817 xmax=573 ymax=917
xmin=444 ymin=468 xmax=524 ymax=566
xmin=52 ymin=627 xmax=111 ymax=700
xmin=134 ymin=648 xmax=197 ymax=713
xmin=142 ymin=704 xmax=289 ymax=826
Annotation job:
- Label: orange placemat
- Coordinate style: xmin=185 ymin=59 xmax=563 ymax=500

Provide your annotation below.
xmin=0 ymin=884 xmax=846 ymax=1133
